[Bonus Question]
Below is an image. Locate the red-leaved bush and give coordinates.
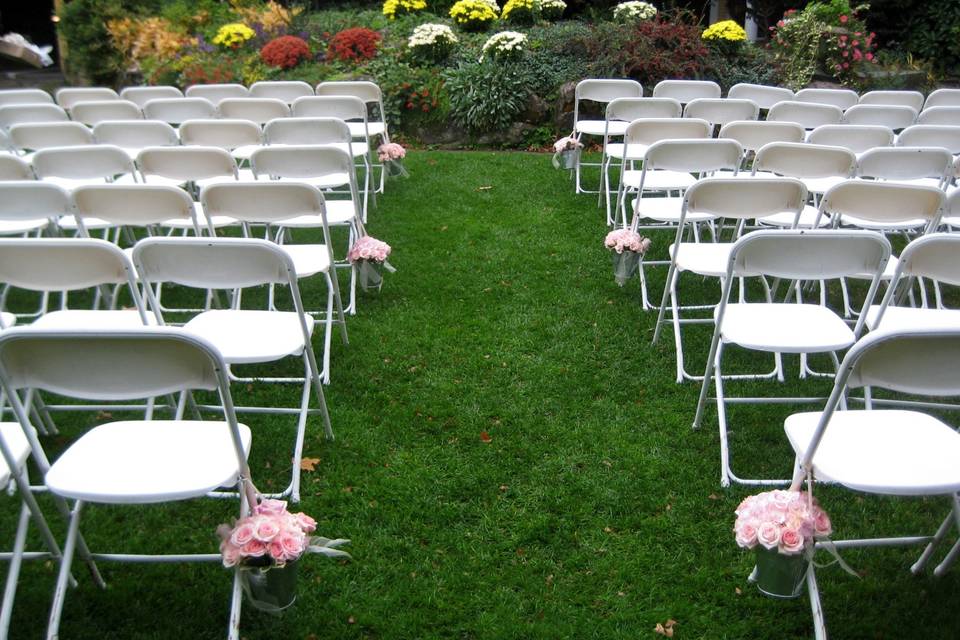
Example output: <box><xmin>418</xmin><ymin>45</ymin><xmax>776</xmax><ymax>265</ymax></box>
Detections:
<box><xmin>260</xmin><ymin>35</ymin><xmax>311</xmax><ymax>69</ymax></box>
<box><xmin>327</xmin><ymin>27</ymin><xmax>381</xmax><ymax>63</ymax></box>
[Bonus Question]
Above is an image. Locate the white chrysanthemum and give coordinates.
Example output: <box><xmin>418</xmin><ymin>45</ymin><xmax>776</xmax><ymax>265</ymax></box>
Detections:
<box><xmin>540</xmin><ymin>0</ymin><xmax>566</xmax><ymax>10</ymax></box>
<box><xmin>482</xmin><ymin>30</ymin><xmax>527</xmax><ymax>57</ymax></box>
<box><xmin>408</xmin><ymin>23</ymin><xmax>458</xmax><ymax>49</ymax></box>
<box><xmin>613</xmin><ymin>1</ymin><xmax>657</xmax><ymax>21</ymax></box>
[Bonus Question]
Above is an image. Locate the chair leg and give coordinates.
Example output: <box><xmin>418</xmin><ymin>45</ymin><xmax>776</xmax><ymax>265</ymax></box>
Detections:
<box><xmin>911</xmin><ymin>508</ymin><xmax>957</xmax><ymax>575</ymax></box>
<box><xmin>712</xmin><ymin>345</ymin><xmax>733</xmax><ymax>488</ymax></box>
<box><xmin>807</xmin><ymin>563</ymin><xmax>828</xmax><ymax>640</ymax></box>
<box><xmin>303</xmin><ymin>344</ymin><xmax>334</xmax><ymax>443</ymax></box>
<box><xmin>0</xmin><ymin>504</ymin><xmax>31</xmax><ymax>639</ymax></box>
<box><xmin>47</xmin><ymin>500</ymin><xmax>85</xmax><ymax>640</ymax></box>
<box><xmin>932</xmin><ymin>495</ymin><xmax>960</xmax><ymax>577</ymax></box>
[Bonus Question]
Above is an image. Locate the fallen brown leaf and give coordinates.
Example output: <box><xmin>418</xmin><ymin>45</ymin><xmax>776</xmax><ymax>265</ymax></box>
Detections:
<box><xmin>299</xmin><ymin>457</ymin><xmax>320</xmax><ymax>472</ymax></box>
<box><xmin>480</xmin><ymin>431</ymin><xmax>492</xmax><ymax>443</ymax></box>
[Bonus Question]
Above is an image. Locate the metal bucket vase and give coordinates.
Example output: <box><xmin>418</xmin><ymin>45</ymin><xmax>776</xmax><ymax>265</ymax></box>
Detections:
<box><xmin>560</xmin><ymin>148</ymin><xmax>579</xmax><ymax>170</ymax></box>
<box><xmin>754</xmin><ymin>547</ymin><xmax>807</xmax><ymax>599</ymax></box>
<box><xmin>612</xmin><ymin>250</ymin><xmax>641</xmax><ymax>286</ymax></box>
<box><xmin>240</xmin><ymin>561</ymin><xmax>299</xmax><ymax>612</ymax></box>
<box><xmin>358</xmin><ymin>260</ymin><xmax>384</xmax><ymax>292</ymax></box>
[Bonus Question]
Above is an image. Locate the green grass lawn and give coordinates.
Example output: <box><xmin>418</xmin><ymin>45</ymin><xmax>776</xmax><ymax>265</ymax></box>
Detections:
<box><xmin>4</xmin><ymin>151</ymin><xmax>960</xmax><ymax>639</ymax></box>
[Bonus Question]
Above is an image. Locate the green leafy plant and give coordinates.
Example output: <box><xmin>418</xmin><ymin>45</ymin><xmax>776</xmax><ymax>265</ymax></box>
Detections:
<box><xmin>444</xmin><ymin>60</ymin><xmax>531</xmax><ymax>133</ymax></box>
<box><xmin>905</xmin><ymin>0</ymin><xmax>960</xmax><ymax>76</ymax></box>
<box><xmin>767</xmin><ymin>8</ymin><xmax>824</xmax><ymax>90</ymax></box>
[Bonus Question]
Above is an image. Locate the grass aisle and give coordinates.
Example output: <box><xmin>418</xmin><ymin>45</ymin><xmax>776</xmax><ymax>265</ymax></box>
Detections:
<box><xmin>5</xmin><ymin>151</ymin><xmax>960</xmax><ymax>639</ymax></box>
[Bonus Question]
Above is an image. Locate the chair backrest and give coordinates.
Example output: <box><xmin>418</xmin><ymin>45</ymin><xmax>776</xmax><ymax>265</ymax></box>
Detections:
<box><xmin>843</xmin><ymin>104</ymin><xmax>917</xmax><ymax>129</ymax></box>
<box><xmin>71</xmin><ymin>184</ymin><xmax>199</xmax><ymax>233</ymax></box>
<box><xmin>859</xmin><ymin>90</ymin><xmax>925</xmax><ymax>111</ymax></box>
<box><xmin>924</xmin><ymin>89</ymin><xmax>960</xmax><ymax>110</ymax></box>
<box><xmin>32</xmin><ymin>145</ymin><xmax>136</xmax><ymax>181</ymax></box>
<box><xmin>218</xmin><ymin>98</ymin><xmax>291</xmax><ymax>124</ymax></box>
<box><xmin>897</xmin><ymin>125</ymin><xmax>960</xmax><ymax>154</ymax></box>
<box><xmin>55</xmin><ymin>87</ymin><xmax>120</xmax><ymax>111</ymax></box>
<box><xmin>179</xmin><ymin>119</ymin><xmax>262</xmax><ymax>150</ymax></box>
<box><xmin>729</xmin><ymin>228</ymin><xmax>889</xmax><ymax>281</ymax></box>
<box><xmin>0</xmin><ymin>89</ymin><xmax>53</xmax><ymax>106</ymax></box>
<box><xmin>69</xmin><ymin>100</ymin><xmax>143</xmax><ymax>126</ymax></box>
<box><xmin>767</xmin><ymin>100</ymin><xmax>844</xmax><ymax>129</ymax></box>
<box><xmin>0</xmin><ymin>156</ymin><xmax>34</xmax><ymax>181</ymax></box>
<box><xmin>857</xmin><ymin>147</ymin><xmax>954</xmax><ymax>184</ymax></box>
<box><xmin>9</xmin><ymin>121</ymin><xmax>95</xmax><ymax>152</ymax></box>
<box><xmin>249</xmin><ymin>145</ymin><xmax>358</xmax><ymax>197</ymax></box>
<box><xmin>727</xmin><ymin>83</ymin><xmax>794</xmax><ymax>110</ymax></box>
<box><xmin>315</xmin><ymin>80</ymin><xmax>382</xmax><ymax>104</ymax></box>
<box><xmin>0</xmin><ymin>182</ymin><xmax>70</xmax><ymax>220</ymax></box>
<box><xmin>249</xmin><ymin>81</ymin><xmax>314</xmax><ymax>104</ymax></box>
<box><xmin>718</xmin><ymin>120</ymin><xmax>805</xmax><ymax>153</ymax></box>
<box><xmin>917</xmin><ymin>106</ymin><xmax>960</xmax><ymax>126</ymax></box>
<box><xmin>818</xmin><ymin>180</ymin><xmax>945</xmax><ymax>230</ymax></box>
<box><xmin>682</xmin><ymin>177</ymin><xmax>808</xmax><ymax>221</ymax></box>
<box><xmin>575</xmin><ymin>79</ymin><xmax>643</xmax><ymax>106</ymax></box>
<box><xmin>652</xmin><ymin>80</ymin><xmax>721</xmax><ymax>103</ymax></box>
<box><xmin>263</xmin><ymin>117</ymin><xmax>351</xmax><ymax>145</ymax></box>
<box><xmin>136</xmin><ymin>146</ymin><xmax>239</xmax><ymax>183</ymax></box>
<box><xmin>623</xmin><ymin>118</ymin><xmax>712</xmax><ymax>146</ymax></box>
<box><xmin>0</xmin><ymin>104</ymin><xmax>69</xmax><ymax>129</ymax></box>
<box><xmin>119</xmin><ymin>85</ymin><xmax>184</xmax><ymax>108</ymax></box>
<box><xmin>291</xmin><ymin>95</ymin><xmax>367</xmax><ymax>121</ymax></box>
<box><xmin>605</xmin><ymin>97</ymin><xmax>682</xmax><ymax>123</ymax></box>
<box><xmin>643</xmin><ymin>139</ymin><xmax>743</xmax><ymax>174</ymax></box>
<box><xmin>753</xmin><ymin>142</ymin><xmax>856</xmax><ymax>179</ymax></box>
<box><xmin>794</xmin><ymin>87</ymin><xmax>859</xmax><ymax>110</ymax></box>
<box><xmin>142</xmin><ymin>97</ymin><xmax>216</xmax><ymax>124</ymax></box>
<box><xmin>93</xmin><ymin>120</ymin><xmax>179</xmax><ymax>150</ymax></box>
<box><xmin>806</xmin><ymin>124</ymin><xmax>894</xmax><ymax>154</ymax></box>
<box><xmin>683</xmin><ymin>98</ymin><xmax>759</xmax><ymax>125</ymax></box>
<box><xmin>184</xmin><ymin>83</ymin><xmax>250</xmax><ymax>105</ymax></box>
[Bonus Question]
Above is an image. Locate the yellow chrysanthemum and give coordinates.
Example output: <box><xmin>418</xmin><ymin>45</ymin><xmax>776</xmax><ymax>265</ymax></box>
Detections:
<box><xmin>383</xmin><ymin>0</ymin><xmax>427</xmax><ymax>19</ymax></box>
<box><xmin>702</xmin><ymin>20</ymin><xmax>747</xmax><ymax>42</ymax></box>
<box><xmin>212</xmin><ymin>23</ymin><xmax>256</xmax><ymax>48</ymax></box>
<box><xmin>449</xmin><ymin>0</ymin><xmax>498</xmax><ymax>29</ymax></box>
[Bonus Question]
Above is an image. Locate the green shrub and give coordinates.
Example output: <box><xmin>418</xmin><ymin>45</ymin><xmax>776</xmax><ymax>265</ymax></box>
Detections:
<box><xmin>905</xmin><ymin>0</ymin><xmax>960</xmax><ymax>76</ymax></box>
<box><xmin>706</xmin><ymin>43</ymin><xmax>778</xmax><ymax>93</ymax></box>
<box><xmin>59</xmin><ymin>0</ymin><xmax>128</xmax><ymax>85</ymax></box>
<box><xmin>444</xmin><ymin>60</ymin><xmax>531</xmax><ymax>133</ymax></box>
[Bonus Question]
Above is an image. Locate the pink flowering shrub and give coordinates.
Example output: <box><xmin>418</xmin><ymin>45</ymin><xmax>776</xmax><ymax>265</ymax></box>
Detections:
<box><xmin>218</xmin><ymin>499</ymin><xmax>316</xmax><ymax>567</ymax></box>
<box><xmin>604</xmin><ymin>228</ymin><xmax>651</xmax><ymax>254</ymax></box>
<box><xmin>734</xmin><ymin>490</ymin><xmax>832</xmax><ymax>556</ymax></box>
<box><xmin>377</xmin><ymin>143</ymin><xmax>406</xmax><ymax>162</ymax></box>
<box><xmin>348</xmin><ymin>236</ymin><xmax>392</xmax><ymax>263</ymax></box>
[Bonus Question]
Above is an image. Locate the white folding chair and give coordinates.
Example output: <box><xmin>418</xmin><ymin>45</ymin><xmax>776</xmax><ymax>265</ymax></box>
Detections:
<box><xmin>857</xmin><ymin>146</ymin><xmax>954</xmax><ymax>190</ymax></box>
<box><xmin>92</xmin><ymin>120</ymin><xmax>179</xmax><ymax>160</ymax></box>
<box><xmin>0</xmin><ymin>326</ymin><xmax>254</xmax><ymax>640</ymax></box>
<box><xmin>917</xmin><ymin>106</ymin><xmax>960</xmax><ymax>126</ymax></box>
<box><xmin>652</xmin><ymin>80</ymin><xmax>721</xmax><ymax>104</ymax></box>
<box><xmin>794</xmin><ymin>87</ymin><xmax>859</xmax><ymax>110</ymax></box>
<box><xmin>54</xmin><ymin>87</ymin><xmax>120</xmax><ymax>111</ymax></box>
<box><xmin>843</xmin><ymin>104</ymin><xmax>917</xmax><ymax>130</ymax></box>
<box><xmin>859</xmin><ymin>89</ymin><xmax>924</xmax><ymax>111</ymax></box>
<box><xmin>315</xmin><ymin>80</ymin><xmax>390</xmax><ymax>144</ymax></box>
<box><xmin>250</xmin><ymin>80</ymin><xmax>314</xmax><ymax>104</ymax></box>
<box><xmin>784</xmin><ymin>327</ymin><xmax>960</xmax><ymax>640</ymax></box>
<box><xmin>132</xmin><ymin>237</ymin><xmax>335</xmax><ymax>500</ymax></box>
<box><xmin>570</xmin><ymin>79</ymin><xmax>643</xmax><ymax>194</ymax></box>
<box><xmin>0</xmin><ymin>156</ymin><xmax>34</xmax><ymax>181</ymax></box>
<box><xmin>0</xmin><ymin>104</ymin><xmax>68</xmax><ymax>129</ymax></box>
<box><xmin>767</xmin><ymin>101</ymin><xmax>844</xmax><ymax>130</ymax></box>
<box><xmin>32</xmin><ymin>144</ymin><xmax>138</xmax><ymax>191</ymax></box>
<box><xmin>651</xmin><ymin>178</ymin><xmax>808</xmax><ymax>383</ymax></box>
<box><xmin>72</xmin><ymin>183</ymin><xmax>205</xmax><ymax>243</ymax></box>
<box><xmin>69</xmin><ymin>100</ymin><xmax>143</xmax><ymax>126</ymax></box>
<box><xmin>717</xmin><ymin>120</ymin><xmax>805</xmax><ymax>175</ymax></box>
<box><xmin>727</xmin><ymin>83</ymin><xmax>794</xmax><ymax>110</ymax></box>
<box><xmin>143</xmin><ymin>97</ymin><xmax>217</xmax><ymax>125</ymax></box>
<box><xmin>897</xmin><ymin>124</ymin><xmax>960</xmax><ymax>155</ymax></box>
<box><xmin>924</xmin><ymin>88</ymin><xmax>960</xmax><ymax>110</ymax></box>
<box><xmin>692</xmin><ymin>229</ymin><xmax>890</xmax><ymax>486</ymax></box>
<box><xmin>0</xmin><ymin>182</ymin><xmax>67</xmax><ymax>239</ymax></box>
<box><xmin>179</xmin><ymin>118</ymin><xmax>263</xmax><ymax>163</ymax></box>
<box><xmin>683</xmin><ymin>98</ymin><xmax>759</xmax><ymax>127</ymax></box>
<box><xmin>217</xmin><ymin>97</ymin><xmax>291</xmax><ymax>125</ymax></box>
<box><xmin>8</xmin><ymin>122</ymin><xmax>94</xmax><ymax>159</ymax></box>
<box><xmin>807</xmin><ymin>124</ymin><xmax>893</xmax><ymax>157</ymax></box>
<box><xmin>940</xmin><ymin>188</ymin><xmax>960</xmax><ymax>230</ymax></box>
<box><xmin>137</xmin><ymin>145</ymin><xmax>245</xmax><ymax>191</ymax></box>
<box><xmin>119</xmin><ymin>85</ymin><xmax>183</xmax><ymax>108</ymax></box>
<box><xmin>0</xmin><ymin>89</ymin><xmax>53</xmax><ymax>106</ymax></box>
<box><xmin>185</xmin><ymin>83</ymin><xmax>250</xmax><ymax>106</ymax></box>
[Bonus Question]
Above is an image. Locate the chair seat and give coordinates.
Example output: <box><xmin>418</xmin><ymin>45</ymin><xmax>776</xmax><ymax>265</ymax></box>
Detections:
<box><xmin>604</xmin><ymin>142</ymin><xmax>647</xmax><ymax>160</ymax></box>
<box><xmin>671</xmin><ymin>242</ymin><xmax>737</xmax><ymax>277</ymax></box>
<box><xmin>31</xmin><ymin>310</ymin><xmax>157</xmax><ymax>329</ymax></box>
<box><xmin>231</xmin><ymin>144</ymin><xmax>263</xmax><ymax>162</ymax></box>
<box><xmin>56</xmin><ymin>215</ymin><xmax>114</xmax><ymax>231</ymax></box>
<box><xmin>259</xmin><ymin>174</ymin><xmax>351</xmax><ymax>189</ymax></box>
<box><xmin>0</xmin><ymin>311</ymin><xmax>15</xmax><ymax>328</ymax></box>
<box><xmin>184</xmin><ymin>310</ymin><xmax>314</xmax><ymax>364</ymax></box>
<box><xmin>0</xmin><ymin>422</ymin><xmax>33</xmax><ymax>486</ymax></box>
<box><xmin>346</xmin><ymin>122</ymin><xmax>386</xmax><ymax>138</ymax></box>
<box><xmin>280</xmin><ymin>244</ymin><xmax>332</xmax><ymax>277</ymax></box>
<box><xmin>803</xmin><ymin>176</ymin><xmax>847</xmax><ymax>195</ymax></box>
<box><xmin>45</xmin><ymin>420</ymin><xmax>252</xmax><ymax>504</ymax></box>
<box><xmin>0</xmin><ymin>218</ymin><xmax>50</xmax><ymax>235</ymax></box>
<box><xmin>757</xmin><ymin>204</ymin><xmax>829</xmax><ymax>228</ymax></box>
<box><xmin>195</xmin><ymin>169</ymin><xmax>256</xmax><ymax>188</ymax></box>
<box><xmin>865</xmin><ymin>304</ymin><xmax>960</xmax><ymax>331</ymax></box>
<box><xmin>623</xmin><ymin>169</ymin><xmax>697</xmax><ymax>190</ymax></box>
<box><xmin>785</xmin><ymin>409</ymin><xmax>960</xmax><ymax>495</ymax></box>
<box><xmin>839</xmin><ymin>214</ymin><xmax>928</xmax><ymax>231</ymax></box>
<box><xmin>632</xmin><ymin>197</ymin><xmax>716</xmax><ymax>222</ymax></box>
<box><xmin>718</xmin><ymin>303</ymin><xmax>854</xmax><ymax>353</ymax></box>
<box><xmin>39</xmin><ymin>177</ymin><xmax>113</xmax><ymax>191</ymax></box>
<box><xmin>576</xmin><ymin>120</ymin><xmax>628</xmax><ymax>137</ymax></box>
<box><xmin>161</xmin><ymin>203</ymin><xmax>236</xmax><ymax>230</ymax></box>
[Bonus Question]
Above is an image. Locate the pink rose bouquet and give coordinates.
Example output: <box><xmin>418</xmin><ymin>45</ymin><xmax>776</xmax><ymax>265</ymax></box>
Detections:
<box><xmin>378</xmin><ymin>143</ymin><xmax>409</xmax><ymax>178</ymax></box>
<box><xmin>604</xmin><ymin>228</ymin><xmax>651</xmax><ymax>255</ymax></box>
<box><xmin>348</xmin><ymin>235</ymin><xmax>392</xmax><ymax>264</ymax></box>
<box><xmin>734</xmin><ymin>489</ymin><xmax>832</xmax><ymax>556</ymax></box>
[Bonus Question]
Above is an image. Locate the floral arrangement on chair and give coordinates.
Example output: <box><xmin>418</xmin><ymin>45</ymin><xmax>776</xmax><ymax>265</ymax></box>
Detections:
<box><xmin>260</xmin><ymin>36</ymin><xmax>311</xmax><ymax>69</ymax></box>
<box><xmin>348</xmin><ymin>235</ymin><xmax>397</xmax><ymax>292</ymax></box>
<box><xmin>449</xmin><ymin>0</ymin><xmax>500</xmax><ymax>31</ymax></box>
<box><xmin>551</xmin><ymin>134</ymin><xmax>582</xmax><ymax>170</ymax></box>
<box><xmin>613</xmin><ymin>1</ymin><xmax>657</xmax><ymax>22</ymax></box>
<box><xmin>481</xmin><ymin>31</ymin><xmax>527</xmax><ymax>61</ymax></box>
<box><xmin>218</xmin><ymin>499</ymin><xmax>351</xmax><ymax>611</ymax></box>
<box><xmin>212</xmin><ymin>23</ymin><xmax>256</xmax><ymax>49</ymax></box>
<box><xmin>382</xmin><ymin>0</ymin><xmax>428</xmax><ymax>20</ymax></box>
<box><xmin>604</xmin><ymin>228</ymin><xmax>651</xmax><ymax>286</ymax></box>
<box><xmin>378</xmin><ymin>142</ymin><xmax>409</xmax><ymax>178</ymax></box>
<box><xmin>408</xmin><ymin>23</ymin><xmax>459</xmax><ymax>62</ymax></box>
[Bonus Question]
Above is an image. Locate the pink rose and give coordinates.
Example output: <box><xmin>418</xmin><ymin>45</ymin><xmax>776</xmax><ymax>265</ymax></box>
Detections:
<box><xmin>230</xmin><ymin>521</ymin><xmax>256</xmax><ymax>547</ymax></box>
<box><xmin>295</xmin><ymin>512</ymin><xmax>317</xmax><ymax>533</ymax></box>
<box><xmin>253</xmin><ymin>516</ymin><xmax>281</xmax><ymax>542</ymax></box>
<box><xmin>735</xmin><ymin>522</ymin><xmax>758</xmax><ymax>548</ymax></box>
<box><xmin>839</xmin><ymin>14</ymin><xmax>848</xmax><ymax>23</ymax></box>
<box><xmin>757</xmin><ymin>522</ymin><xmax>781</xmax><ymax>550</ymax></box>
<box><xmin>269</xmin><ymin>540</ymin><xmax>286</xmax><ymax>562</ymax></box>
<box><xmin>851</xmin><ymin>40</ymin><xmax>859</xmax><ymax>46</ymax></box>
<box><xmin>241</xmin><ymin>539</ymin><xmax>267</xmax><ymax>558</ymax></box>
<box><xmin>279</xmin><ymin>532</ymin><xmax>305</xmax><ymax>559</ymax></box>
<box><xmin>779</xmin><ymin>528</ymin><xmax>805</xmax><ymax>555</ymax></box>
<box><xmin>221</xmin><ymin>541</ymin><xmax>241</xmax><ymax>567</ymax></box>
<box><xmin>255</xmin><ymin>499</ymin><xmax>288</xmax><ymax>516</ymax></box>
<box><xmin>865</xmin><ymin>53</ymin><xmax>873</xmax><ymax>61</ymax></box>
<box><xmin>843</xmin><ymin>62</ymin><xmax>849</xmax><ymax>69</ymax></box>
<box><xmin>813</xmin><ymin>508</ymin><xmax>832</xmax><ymax>537</ymax></box>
